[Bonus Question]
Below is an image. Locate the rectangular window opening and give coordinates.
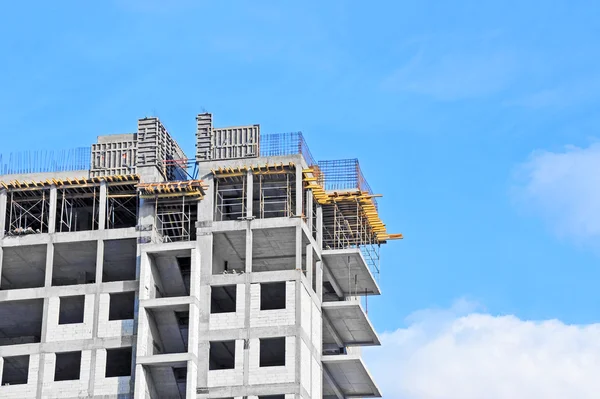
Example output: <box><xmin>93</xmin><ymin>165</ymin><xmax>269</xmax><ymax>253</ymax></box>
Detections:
<box><xmin>105</xmin><ymin>347</ymin><xmax>132</xmax><ymax>377</ymax></box>
<box><xmin>260</xmin><ymin>282</ymin><xmax>286</xmax><ymax>310</ymax></box>
<box><xmin>1</xmin><ymin>355</ymin><xmax>29</xmax><ymax>385</ymax></box>
<box><xmin>209</xmin><ymin>340</ymin><xmax>235</xmax><ymax>370</ymax></box>
<box><xmin>109</xmin><ymin>291</ymin><xmax>135</xmax><ymax>321</ymax></box>
<box><xmin>54</xmin><ymin>351</ymin><xmax>81</xmax><ymax>381</ymax></box>
<box><xmin>58</xmin><ymin>295</ymin><xmax>85</xmax><ymax>324</ymax></box>
<box><xmin>259</xmin><ymin>337</ymin><xmax>286</xmax><ymax>367</ymax></box>
<box><xmin>211</xmin><ymin>285</ymin><xmax>237</xmax><ymax>313</ymax></box>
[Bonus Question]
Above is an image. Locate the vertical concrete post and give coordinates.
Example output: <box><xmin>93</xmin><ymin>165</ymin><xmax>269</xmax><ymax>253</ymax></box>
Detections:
<box><xmin>0</xmin><ymin>189</ymin><xmax>7</xmax><ymax>239</ymax></box>
<box><xmin>243</xmin><ymin>224</ymin><xmax>253</xmax><ymax>385</ymax></box>
<box><xmin>133</xmin><ymin>364</ymin><xmax>147</xmax><ymax>399</ymax></box>
<box><xmin>48</xmin><ymin>186</ymin><xmax>57</xmax><ymax>234</ymax></box>
<box><xmin>186</xmin><ymin>360</ymin><xmax>198</xmax><ymax>399</ymax></box>
<box><xmin>306</xmin><ymin>244</ymin><xmax>313</xmax><ymax>289</ymax></box>
<box><xmin>37</xmin><ymin>241</ymin><xmax>54</xmax><ymax>398</ymax></box>
<box><xmin>88</xmin><ymin>239</ymin><xmax>104</xmax><ymax>396</ymax></box>
<box><xmin>196</xmin><ymin>235</ymin><xmax>213</xmax><ymax>390</ymax></box>
<box><xmin>246</xmin><ymin>170</ymin><xmax>254</xmax><ymax>219</ymax></box>
<box><xmin>305</xmin><ymin>189</ymin><xmax>313</xmax><ymax>232</ymax></box>
<box><xmin>98</xmin><ymin>181</ymin><xmax>107</xmax><ymax>230</ymax></box>
<box><xmin>316</xmin><ymin>205</ymin><xmax>323</xmax><ymax>250</ymax></box>
<box><xmin>316</xmin><ymin>260</ymin><xmax>323</xmax><ymax>302</ymax></box>
<box><xmin>295</xmin><ymin>226</ymin><xmax>303</xmax><ymax>272</ymax></box>
<box><xmin>295</xmin><ymin>164</ymin><xmax>303</xmax><ymax>217</ymax></box>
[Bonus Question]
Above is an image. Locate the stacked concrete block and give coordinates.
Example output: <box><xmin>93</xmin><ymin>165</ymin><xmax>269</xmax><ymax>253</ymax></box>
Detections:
<box><xmin>209</xmin><ymin>284</ymin><xmax>245</xmax><ymax>330</ymax></box>
<box><xmin>207</xmin><ymin>340</ymin><xmax>244</xmax><ymax>388</ymax></box>
<box><xmin>0</xmin><ymin>354</ymin><xmax>40</xmax><ymax>398</ymax></box>
<box><xmin>248</xmin><ymin>336</ymin><xmax>296</xmax><ymax>385</ymax></box>
<box><xmin>45</xmin><ymin>295</ymin><xmax>94</xmax><ymax>342</ymax></box>
<box><xmin>41</xmin><ymin>350</ymin><xmax>92</xmax><ymax>398</ymax></box>
<box><xmin>249</xmin><ymin>281</ymin><xmax>296</xmax><ymax>328</ymax></box>
<box><xmin>97</xmin><ymin>293</ymin><xmax>135</xmax><ymax>338</ymax></box>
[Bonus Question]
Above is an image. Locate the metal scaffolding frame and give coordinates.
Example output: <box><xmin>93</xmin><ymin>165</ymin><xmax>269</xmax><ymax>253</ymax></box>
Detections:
<box><xmin>105</xmin><ymin>181</ymin><xmax>139</xmax><ymax>229</ymax></box>
<box><xmin>255</xmin><ymin>172</ymin><xmax>296</xmax><ymax>219</ymax></box>
<box><xmin>56</xmin><ymin>185</ymin><xmax>100</xmax><ymax>232</ymax></box>
<box><xmin>322</xmin><ymin>198</ymin><xmax>381</xmax><ymax>275</ymax></box>
<box><xmin>214</xmin><ymin>175</ymin><xmax>246</xmax><ymax>221</ymax></box>
<box><xmin>5</xmin><ymin>189</ymin><xmax>50</xmax><ymax>235</ymax></box>
<box><xmin>153</xmin><ymin>196</ymin><xmax>196</xmax><ymax>243</ymax></box>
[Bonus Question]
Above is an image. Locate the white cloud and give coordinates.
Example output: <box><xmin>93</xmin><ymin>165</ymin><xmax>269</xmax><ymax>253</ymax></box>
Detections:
<box><xmin>365</xmin><ymin>301</ymin><xmax>600</xmax><ymax>399</ymax></box>
<box><xmin>513</xmin><ymin>143</ymin><xmax>600</xmax><ymax>240</ymax></box>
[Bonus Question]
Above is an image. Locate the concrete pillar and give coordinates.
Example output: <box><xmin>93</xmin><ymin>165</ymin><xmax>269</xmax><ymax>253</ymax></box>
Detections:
<box><xmin>133</xmin><ymin>364</ymin><xmax>147</xmax><ymax>399</ymax></box>
<box><xmin>197</xmin><ymin>174</ymin><xmax>214</xmax><ymax>222</ymax></box>
<box><xmin>196</xmin><ymin>235</ymin><xmax>212</xmax><ymax>389</ymax></box>
<box><xmin>246</xmin><ymin>170</ymin><xmax>253</xmax><ymax>219</ymax></box>
<box><xmin>0</xmin><ymin>189</ymin><xmax>7</xmax><ymax>239</ymax></box>
<box><xmin>316</xmin><ymin>205</ymin><xmax>323</xmax><ymax>250</ymax></box>
<box><xmin>98</xmin><ymin>181</ymin><xmax>107</xmax><ymax>230</ymax></box>
<box><xmin>295</xmin><ymin>226</ymin><xmax>302</xmax><ymax>272</ymax></box>
<box><xmin>306</xmin><ymin>244</ymin><xmax>313</xmax><ymax>289</ymax></box>
<box><xmin>316</xmin><ymin>260</ymin><xmax>323</xmax><ymax>302</ymax></box>
<box><xmin>186</xmin><ymin>360</ymin><xmax>198</xmax><ymax>399</ymax></box>
<box><xmin>48</xmin><ymin>186</ymin><xmax>57</xmax><ymax>234</ymax></box>
<box><xmin>295</xmin><ymin>164</ymin><xmax>303</xmax><ymax>217</ymax></box>
<box><xmin>190</xmin><ymin>248</ymin><xmax>201</xmax><ymax>298</ymax></box>
<box><xmin>306</xmin><ymin>189</ymin><xmax>313</xmax><ymax>232</ymax></box>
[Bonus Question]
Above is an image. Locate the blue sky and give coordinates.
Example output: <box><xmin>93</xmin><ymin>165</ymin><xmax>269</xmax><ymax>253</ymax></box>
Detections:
<box><xmin>2</xmin><ymin>1</ymin><xmax>600</xmax><ymax>397</ymax></box>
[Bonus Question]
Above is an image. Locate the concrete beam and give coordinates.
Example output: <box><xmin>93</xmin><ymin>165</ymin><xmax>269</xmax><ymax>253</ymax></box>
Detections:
<box><xmin>323</xmin><ymin>263</ymin><xmax>344</xmax><ymax>299</ymax></box>
<box><xmin>137</xmin><ymin>352</ymin><xmax>193</xmax><ymax>367</ymax></box>
<box><xmin>323</xmin><ymin>363</ymin><xmax>345</xmax><ymax>399</ymax></box>
<box><xmin>323</xmin><ymin>313</ymin><xmax>344</xmax><ymax>348</ymax></box>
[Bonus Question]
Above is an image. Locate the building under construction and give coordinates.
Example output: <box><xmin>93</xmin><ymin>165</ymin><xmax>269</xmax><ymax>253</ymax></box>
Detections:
<box><xmin>0</xmin><ymin>113</ymin><xmax>401</xmax><ymax>399</ymax></box>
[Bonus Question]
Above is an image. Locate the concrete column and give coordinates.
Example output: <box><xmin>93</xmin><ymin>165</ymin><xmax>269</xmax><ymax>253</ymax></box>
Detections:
<box><xmin>306</xmin><ymin>244</ymin><xmax>313</xmax><ymax>289</ymax></box>
<box><xmin>44</xmin><ymin>243</ymin><xmax>54</xmax><ymax>288</ymax></box>
<box><xmin>197</xmin><ymin>174</ymin><xmax>214</xmax><ymax>222</ymax></box>
<box><xmin>316</xmin><ymin>260</ymin><xmax>323</xmax><ymax>302</ymax></box>
<box><xmin>133</xmin><ymin>364</ymin><xmax>147</xmax><ymax>399</ymax></box>
<box><xmin>190</xmin><ymin>248</ymin><xmax>201</xmax><ymax>298</ymax></box>
<box><xmin>0</xmin><ymin>189</ymin><xmax>7</xmax><ymax>239</ymax></box>
<box><xmin>48</xmin><ymin>186</ymin><xmax>57</xmax><ymax>234</ymax></box>
<box><xmin>246</xmin><ymin>170</ymin><xmax>253</xmax><ymax>219</ymax></box>
<box><xmin>295</xmin><ymin>226</ymin><xmax>302</xmax><ymax>272</ymax></box>
<box><xmin>196</xmin><ymin>235</ymin><xmax>212</xmax><ymax>389</ymax></box>
<box><xmin>243</xmin><ymin>225</ymin><xmax>253</xmax><ymax>385</ymax></box>
<box><xmin>316</xmin><ymin>205</ymin><xmax>323</xmax><ymax>250</ymax></box>
<box><xmin>295</xmin><ymin>164</ymin><xmax>303</xmax><ymax>217</ymax></box>
<box><xmin>37</xmin><ymin>242</ymin><xmax>54</xmax><ymax>398</ymax></box>
<box><xmin>305</xmin><ymin>189</ymin><xmax>313</xmax><ymax>232</ymax></box>
<box><xmin>88</xmin><ymin>239</ymin><xmax>104</xmax><ymax>395</ymax></box>
<box><xmin>186</xmin><ymin>360</ymin><xmax>198</xmax><ymax>399</ymax></box>
<box><xmin>98</xmin><ymin>181</ymin><xmax>107</xmax><ymax>230</ymax></box>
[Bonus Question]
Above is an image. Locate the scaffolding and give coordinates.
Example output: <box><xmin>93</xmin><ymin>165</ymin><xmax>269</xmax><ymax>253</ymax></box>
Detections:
<box><xmin>154</xmin><ymin>196</ymin><xmax>195</xmax><ymax>242</ymax></box>
<box><xmin>56</xmin><ymin>185</ymin><xmax>100</xmax><ymax>232</ymax></box>
<box><xmin>214</xmin><ymin>174</ymin><xmax>246</xmax><ymax>221</ymax></box>
<box><xmin>106</xmin><ymin>182</ymin><xmax>138</xmax><ymax>229</ymax></box>
<box><xmin>255</xmin><ymin>172</ymin><xmax>296</xmax><ymax>219</ymax></box>
<box><xmin>5</xmin><ymin>189</ymin><xmax>50</xmax><ymax>235</ymax></box>
<box><xmin>212</xmin><ymin>163</ymin><xmax>297</xmax><ymax>221</ymax></box>
<box><xmin>138</xmin><ymin>180</ymin><xmax>206</xmax><ymax>243</ymax></box>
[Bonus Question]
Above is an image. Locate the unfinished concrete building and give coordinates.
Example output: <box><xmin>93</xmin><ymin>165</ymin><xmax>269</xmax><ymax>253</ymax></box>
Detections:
<box><xmin>0</xmin><ymin>113</ymin><xmax>402</xmax><ymax>399</ymax></box>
